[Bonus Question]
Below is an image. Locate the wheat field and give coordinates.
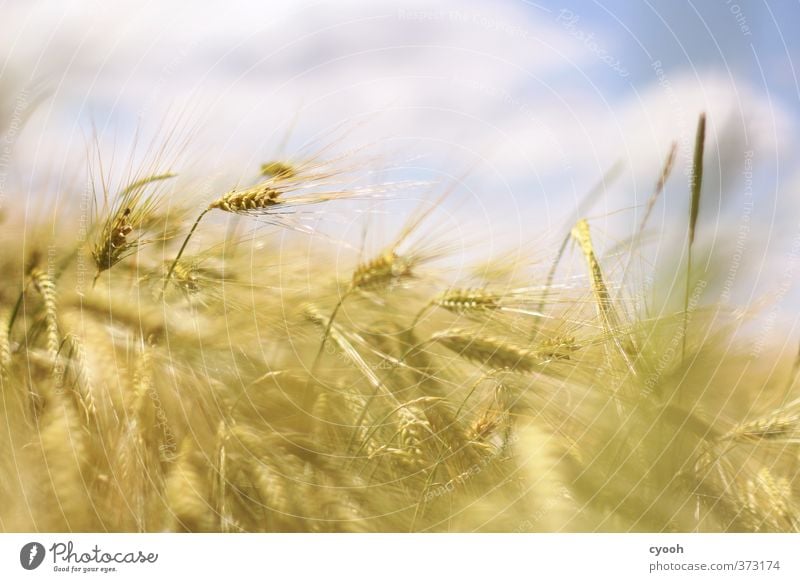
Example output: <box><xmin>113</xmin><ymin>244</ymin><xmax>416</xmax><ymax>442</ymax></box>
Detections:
<box><xmin>0</xmin><ymin>104</ymin><xmax>798</xmax><ymax>533</ymax></box>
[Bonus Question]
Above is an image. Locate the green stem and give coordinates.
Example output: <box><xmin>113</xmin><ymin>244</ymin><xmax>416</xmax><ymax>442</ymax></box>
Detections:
<box><xmin>308</xmin><ymin>287</ymin><xmax>352</xmax><ymax>375</ymax></box>
<box><xmin>160</xmin><ymin>207</ymin><xmax>211</xmax><ymax>298</ymax></box>
<box><xmin>7</xmin><ymin>285</ymin><xmax>26</xmax><ymax>335</ymax></box>
<box><xmin>410</xmin><ymin>299</ymin><xmax>435</xmax><ymax>330</ymax></box>
<box><xmin>682</xmin><ymin>249</ymin><xmax>692</xmax><ymax>360</ymax></box>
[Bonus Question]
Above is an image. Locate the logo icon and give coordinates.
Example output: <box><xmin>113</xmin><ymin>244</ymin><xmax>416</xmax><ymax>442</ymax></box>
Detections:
<box><xmin>20</xmin><ymin>542</ymin><xmax>46</xmax><ymax>570</ymax></box>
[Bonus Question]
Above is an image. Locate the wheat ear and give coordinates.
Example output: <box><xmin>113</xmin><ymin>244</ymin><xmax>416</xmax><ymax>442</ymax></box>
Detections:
<box><xmin>684</xmin><ymin>113</ymin><xmax>706</xmax><ymax>358</ymax></box>
<box><xmin>31</xmin><ymin>267</ymin><xmax>60</xmax><ymax>361</ymax></box>
<box><xmin>571</xmin><ymin>219</ymin><xmax>636</xmax><ymax>374</ymax></box>
<box><xmin>432</xmin><ymin>329</ymin><xmax>574</xmax><ymax>374</ymax></box>
<box><xmin>412</xmin><ymin>288</ymin><xmax>501</xmax><ymax>328</ymax></box>
<box><xmin>309</xmin><ymin>250</ymin><xmax>412</xmax><ymax>376</ymax></box>
<box><xmin>533</xmin><ymin>163</ymin><xmax>622</xmax><ymax>338</ymax></box>
<box><xmin>0</xmin><ymin>309</ymin><xmax>11</xmax><ymax>382</ymax></box>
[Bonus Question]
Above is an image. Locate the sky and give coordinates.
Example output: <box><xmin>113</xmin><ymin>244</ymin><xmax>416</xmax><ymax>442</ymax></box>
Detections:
<box><xmin>1</xmin><ymin>0</ymin><xmax>799</xmax><ymax>331</ymax></box>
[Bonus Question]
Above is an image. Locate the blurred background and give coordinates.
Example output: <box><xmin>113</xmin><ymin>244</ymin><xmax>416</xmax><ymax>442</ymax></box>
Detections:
<box><xmin>1</xmin><ymin>0</ymin><xmax>799</xmax><ymax>339</ymax></box>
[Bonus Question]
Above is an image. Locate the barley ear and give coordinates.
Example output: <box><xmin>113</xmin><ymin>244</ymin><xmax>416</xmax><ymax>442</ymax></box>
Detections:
<box><xmin>641</xmin><ymin>141</ymin><xmax>678</xmax><ymax>236</ymax></box>
<box><xmin>31</xmin><ymin>267</ymin><xmax>60</xmax><ymax>361</ymax></box>
<box><xmin>0</xmin><ymin>309</ymin><xmax>11</xmax><ymax>382</ymax></box>
<box><xmin>683</xmin><ymin>113</ymin><xmax>706</xmax><ymax>358</ymax></box>
<box><xmin>534</xmin><ymin>162</ymin><xmax>622</xmax><ymax>338</ymax></box>
<box><xmin>571</xmin><ymin>219</ymin><xmax>636</xmax><ymax>374</ymax></box>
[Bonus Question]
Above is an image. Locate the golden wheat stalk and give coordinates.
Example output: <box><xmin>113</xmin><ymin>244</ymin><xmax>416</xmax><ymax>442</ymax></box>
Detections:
<box><xmin>310</xmin><ymin>182</ymin><xmax>458</xmax><ymax>373</ymax></box>
<box><xmin>63</xmin><ymin>334</ymin><xmax>97</xmax><ymax>425</ymax></box>
<box><xmin>431</xmin><ymin>329</ymin><xmax>575</xmax><ymax>373</ymax></box>
<box><xmin>303</xmin><ymin>303</ymin><xmax>433</xmax><ymax>454</ymax></box>
<box><xmin>534</xmin><ymin>162</ymin><xmax>623</xmax><ymax>337</ymax></box>
<box><xmin>641</xmin><ymin>142</ymin><xmax>678</xmax><ymax>236</ymax></box>
<box><xmin>92</xmin><ymin>173</ymin><xmax>175</xmax><ymax>283</ymax></box>
<box><xmin>161</xmin><ymin>168</ymin><xmax>396</xmax><ymax>297</ymax></box>
<box><xmin>571</xmin><ymin>219</ymin><xmax>636</xmax><ymax>375</ymax></box>
<box><xmin>303</xmin><ymin>304</ymin><xmax>387</xmax><ymax>396</ymax></box>
<box><xmin>722</xmin><ymin>401</ymin><xmax>800</xmax><ymax>444</ymax></box>
<box><xmin>0</xmin><ymin>309</ymin><xmax>11</xmax><ymax>380</ymax></box>
<box><xmin>30</xmin><ymin>267</ymin><xmax>60</xmax><ymax>361</ymax></box>
<box><xmin>412</xmin><ymin>285</ymin><xmax>570</xmax><ymax>328</ymax></box>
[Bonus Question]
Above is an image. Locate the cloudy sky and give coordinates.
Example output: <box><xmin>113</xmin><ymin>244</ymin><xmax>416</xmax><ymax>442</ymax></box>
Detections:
<box><xmin>2</xmin><ymin>0</ymin><xmax>799</xmax><ymax>324</ymax></box>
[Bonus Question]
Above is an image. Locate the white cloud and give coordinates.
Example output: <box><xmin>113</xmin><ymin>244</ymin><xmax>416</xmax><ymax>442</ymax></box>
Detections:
<box><xmin>2</xmin><ymin>0</ymin><xmax>798</xmax><ymax>256</ymax></box>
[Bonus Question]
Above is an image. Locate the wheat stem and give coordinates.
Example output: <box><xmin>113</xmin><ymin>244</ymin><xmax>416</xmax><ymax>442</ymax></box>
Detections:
<box><xmin>161</xmin><ymin>207</ymin><xmax>211</xmax><ymax>298</ymax></box>
<box><xmin>532</xmin><ymin>163</ymin><xmax>622</xmax><ymax>339</ymax></box>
